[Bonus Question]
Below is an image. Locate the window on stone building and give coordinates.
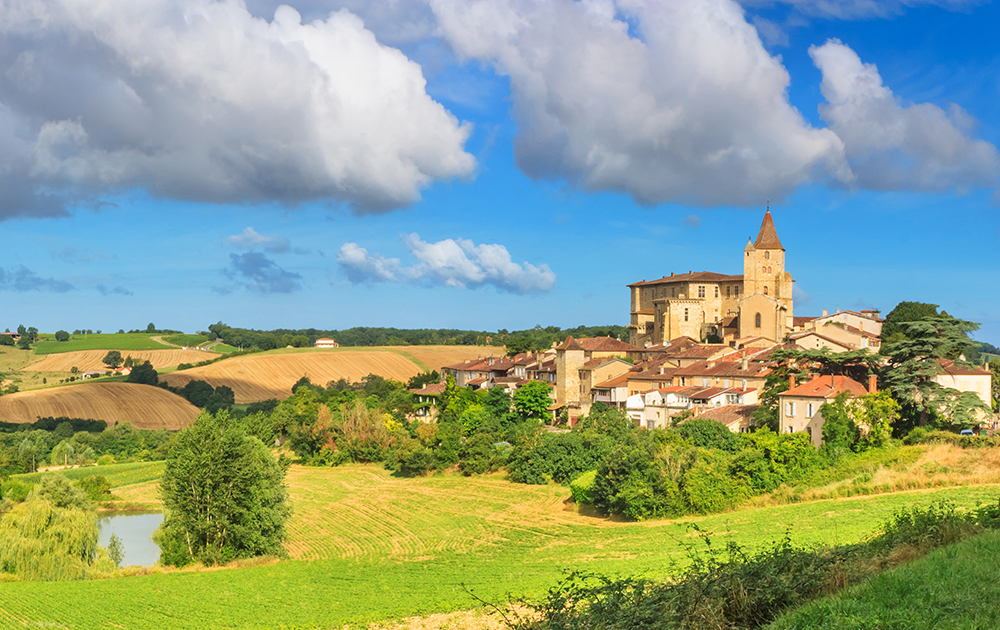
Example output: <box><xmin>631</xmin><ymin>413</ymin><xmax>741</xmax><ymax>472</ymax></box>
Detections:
<box><xmin>807</xmin><ymin>403</ymin><xmax>814</xmax><ymax>417</ymax></box>
<box><xmin>755</xmin><ymin>313</ymin><xmax>761</xmax><ymax>328</ymax></box>
<box><xmin>734</xmin><ymin>286</ymin><xmax>740</xmax><ymax>297</ymax></box>
<box><xmin>698</xmin><ymin>285</ymin><xmax>705</xmax><ymax>298</ymax></box>
<box><xmin>726</xmin><ymin>286</ymin><xmax>731</xmax><ymax>298</ymax></box>
<box><xmin>684</xmin><ymin>308</ymin><xmax>689</xmax><ymax>321</ymax></box>
<box><xmin>764</xmin><ymin>251</ymin><xmax>770</xmax><ymax>260</ymax></box>
<box><xmin>714</xmin><ymin>286</ymin><xmax>719</xmax><ymax>298</ymax></box>
<box><xmin>786</xmin><ymin>402</ymin><xmax>796</xmax><ymax>416</ymax></box>
<box><xmin>764</xmin><ymin>286</ymin><xmax>769</xmax><ymax>295</ymax></box>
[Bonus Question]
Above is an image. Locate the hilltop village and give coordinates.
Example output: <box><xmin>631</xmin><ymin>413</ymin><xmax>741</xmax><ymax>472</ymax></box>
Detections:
<box><xmin>427</xmin><ymin>211</ymin><xmax>992</xmax><ymax>447</ymax></box>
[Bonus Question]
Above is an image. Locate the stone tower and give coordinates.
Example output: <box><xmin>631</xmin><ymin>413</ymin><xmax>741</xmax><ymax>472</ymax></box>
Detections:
<box><xmin>739</xmin><ymin>210</ymin><xmax>794</xmax><ymax>340</ymax></box>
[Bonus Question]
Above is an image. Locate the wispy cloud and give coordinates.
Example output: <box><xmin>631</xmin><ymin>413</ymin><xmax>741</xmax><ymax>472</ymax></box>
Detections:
<box><xmin>49</xmin><ymin>246</ymin><xmax>109</xmax><ymax>263</ymax></box>
<box><xmin>338</xmin><ymin>234</ymin><xmax>556</xmax><ymax>294</ymax></box>
<box><xmin>0</xmin><ymin>266</ymin><xmax>75</xmax><ymax>293</ymax></box>
<box><xmin>220</xmin><ymin>253</ymin><xmax>302</xmax><ymax>294</ymax></box>
<box><xmin>96</xmin><ymin>284</ymin><xmax>133</xmax><ymax>296</ymax></box>
<box><xmin>227</xmin><ymin>227</ymin><xmax>292</xmax><ymax>253</ymax></box>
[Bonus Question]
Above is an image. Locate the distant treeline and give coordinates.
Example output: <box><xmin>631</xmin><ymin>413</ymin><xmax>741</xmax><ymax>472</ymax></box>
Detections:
<box><xmin>206</xmin><ymin>322</ymin><xmax>628</xmax><ymax>350</ymax></box>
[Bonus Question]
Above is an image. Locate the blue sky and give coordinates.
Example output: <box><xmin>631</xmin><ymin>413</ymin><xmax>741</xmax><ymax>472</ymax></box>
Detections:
<box><xmin>0</xmin><ymin>0</ymin><xmax>999</xmax><ymax>343</ymax></box>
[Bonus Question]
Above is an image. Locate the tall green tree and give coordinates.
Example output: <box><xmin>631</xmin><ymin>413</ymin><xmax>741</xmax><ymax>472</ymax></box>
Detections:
<box><xmin>102</xmin><ymin>350</ymin><xmax>124</xmax><ymax>369</ymax></box>
<box><xmin>156</xmin><ymin>411</ymin><xmax>291</xmax><ymax>566</ymax></box>
<box><xmin>881</xmin><ymin>317</ymin><xmax>985</xmax><ymax>428</ymax></box>
<box><xmin>512</xmin><ymin>380</ymin><xmax>553</xmax><ymax>422</ymax></box>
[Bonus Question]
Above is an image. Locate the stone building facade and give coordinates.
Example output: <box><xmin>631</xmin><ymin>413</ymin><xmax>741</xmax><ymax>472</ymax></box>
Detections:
<box><xmin>628</xmin><ymin>210</ymin><xmax>794</xmax><ymax>347</ymax></box>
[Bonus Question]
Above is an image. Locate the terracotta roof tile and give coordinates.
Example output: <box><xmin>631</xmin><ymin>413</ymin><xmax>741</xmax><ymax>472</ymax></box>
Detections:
<box><xmin>782</xmin><ymin>375</ymin><xmax>868</xmax><ymax>398</ymax></box>
<box><xmin>753</xmin><ymin>210</ymin><xmax>784</xmax><ymax>250</ymax></box>
<box><xmin>937</xmin><ymin>359</ymin><xmax>991</xmax><ymax>376</ymax></box>
<box><xmin>578</xmin><ymin>336</ymin><xmax>640</xmax><ymax>352</ymax></box>
<box><xmin>696</xmin><ymin>404</ymin><xmax>759</xmax><ymax>427</ymax></box>
<box><xmin>628</xmin><ymin>272</ymin><xmax>743</xmax><ymax>288</ymax></box>
<box><xmin>411</xmin><ymin>382</ymin><xmax>447</xmax><ymax>395</ymax></box>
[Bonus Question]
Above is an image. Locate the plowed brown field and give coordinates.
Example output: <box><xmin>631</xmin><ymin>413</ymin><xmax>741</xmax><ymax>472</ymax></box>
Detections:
<box><xmin>25</xmin><ymin>349</ymin><xmax>216</xmax><ymax>373</ymax></box>
<box><xmin>161</xmin><ymin>346</ymin><xmax>496</xmax><ymax>403</ymax></box>
<box><xmin>0</xmin><ymin>383</ymin><xmax>201</xmax><ymax>430</ymax></box>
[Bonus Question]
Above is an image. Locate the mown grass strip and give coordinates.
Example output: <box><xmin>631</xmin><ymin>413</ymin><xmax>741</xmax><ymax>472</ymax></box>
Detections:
<box><xmin>13</xmin><ymin>461</ymin><xmax>165</xmax><ymax>488</ymax></box>
<box><xmin>768</xmin><ymin>529</ymin><xmax>1000</xmax><ymax>629</ymax></box>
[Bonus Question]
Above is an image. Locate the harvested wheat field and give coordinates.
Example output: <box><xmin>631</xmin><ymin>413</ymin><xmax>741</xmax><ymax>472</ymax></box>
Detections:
<box><xmin>0</xmin><ymin>382</ymin><xmax>200</xmax><ymax>430</ymax></box>
<box><xmin>25</xmin><ymin>349</ymin><xmax>217</xmax><ymax>373</ymax></box>
<box><xmin>161</xmin><ymin>346</ymin><xmax>497</xmax><ymax>403</ymax></box>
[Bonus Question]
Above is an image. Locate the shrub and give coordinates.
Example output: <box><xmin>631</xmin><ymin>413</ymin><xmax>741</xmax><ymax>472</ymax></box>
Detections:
<box><xmin>682</xmin><ymin>450</ymin><xmax>751</xmax><ymax>514</ymax></box>
<box><xmin>392</xmin><ymin>439</ymin><xmax>436</xmax><ymax>477</ymax></box>
<box><xmin>459</xmin><ymin>432</ymin><xmax>508</xmax><ymax>476</ymax></box>
<box><xmin>676</xmin><ymin>418</ymin><xmax>739</xmax><ymax>452</ymax></box>
<box><xmin>96</xmin><ymin>455</ymin><xmax>115</xmax><ymax>466</ymax></box>
<box><xmin>75</xmin><ymin>475</ymin><xmax>112</xmax><ymax>501</ymax></box>
<box><xmin>569</xmin><ymin>470</ymin><xmax>596</xmax><ymax>504</ymax></box>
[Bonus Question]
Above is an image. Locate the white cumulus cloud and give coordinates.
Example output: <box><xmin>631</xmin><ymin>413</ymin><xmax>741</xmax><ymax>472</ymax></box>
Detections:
<box><xmin>0</xmin><ymin>0</ymin><xmax>475</xmax><ymax>217</ymax></box>
<box><xmin>429</xmin><ymin>0</ymin><xmax>851</xmax><ymax>207</ymax></box>
<box><xmin>810</xmin><ymin>39</ymin><xmax>1000</xmax><ymax>194</ymax></box>
<box><xmin>228</xmin><ymin>227</ymin><xmax>291</xmax><ymax>253</ymax></box>
<box><xmin>338</xmin><ymin>234</ymin><xmax>555</xmax><ymax>294</ymax></box>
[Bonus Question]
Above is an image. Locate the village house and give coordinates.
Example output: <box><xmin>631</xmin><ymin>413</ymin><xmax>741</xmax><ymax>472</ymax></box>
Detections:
<box><xmin>314</xmin><ymin>338</ymin><xmax>339</xmax><ymax>348</ymax></box>
<box><xmin>778</xmin><ymin>374</ymin><xmax>875</xmax><ymax>448</ymax></box>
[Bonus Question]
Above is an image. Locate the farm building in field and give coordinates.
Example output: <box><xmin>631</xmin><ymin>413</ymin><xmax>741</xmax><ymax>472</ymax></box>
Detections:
<box><xmin>314</xmin><ymin>338</ymin><xmax>339</xmax><ymax>348</ymax></box>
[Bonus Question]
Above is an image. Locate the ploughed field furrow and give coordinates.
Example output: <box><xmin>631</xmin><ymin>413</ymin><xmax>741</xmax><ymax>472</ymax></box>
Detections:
<box><xmin>0</xmin><ymin>383</ymin><xmax>200</xmax><ymax>430</ymax></box>
<box><xmin>26</xmin><ymin>349</ymin><xmax>214</xmax><ymax>372</ymax></box>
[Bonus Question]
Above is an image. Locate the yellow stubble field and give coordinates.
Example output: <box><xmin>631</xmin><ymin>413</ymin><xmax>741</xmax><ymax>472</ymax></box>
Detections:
<box><xmin>160</xmin><ymin>346</ymin><xmax>498</xmax><ymax>403</ymax></box>
<box><xmin>0</xmin><ymin>382</ymin><xmax>201</xmax><ymax>430</ymax></box>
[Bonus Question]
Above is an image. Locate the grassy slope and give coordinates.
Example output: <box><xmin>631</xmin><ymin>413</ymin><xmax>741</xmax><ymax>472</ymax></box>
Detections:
<box><xmin>13</xmin><ymin>461</ymin><xmax>166</xmax><ymax>488</ymax></box>
<box><xmin>769</xmin><ymin>530</ymin><xmax>1000</xmax><ymax>629</ymax></box>
<box><xmin>1</xmin><ymin>464</ymin><xmax>998</xmax><ymax>629</ymax></box>
<box><xmin>33</xmin><ymin>334</ymin><xmax>171</xmax><ymax>355</ymax></box>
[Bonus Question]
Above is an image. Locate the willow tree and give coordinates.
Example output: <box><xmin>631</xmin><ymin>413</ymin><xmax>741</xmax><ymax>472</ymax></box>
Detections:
<box><xmin>157</xmin><ymin>410</ymin><xmax>291</xmax><ymax>566</ymax></box>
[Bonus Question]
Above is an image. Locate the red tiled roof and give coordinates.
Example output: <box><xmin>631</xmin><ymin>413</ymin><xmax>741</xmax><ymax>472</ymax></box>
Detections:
<box><xmin>593</xmin><ymin>374</ymin><xmax>630</xmax><ymax>389</ymax></box>
<box><xmin>696</xmin><ymin>404</ymin><xmax>759</xmax><ymax>427</ymax></box>
<box><xmin>628</xmin><ymin>272</ymin><xmax>743</xmax><ymax>288</ymax></box>
<box><xmin>411</xmin><ymin>382</ymin><xmax>447</xmax><ymax>395</ymax></box>
<box><xmin>674</xmin><ymin>360</ymin><xmax>768</xmax><ymax>378</ymax></box>
<box><xmin>789</xmin><ymin>331</ymin><xmax>856</xmax><ymax>350</ymax></box>
<box><xmin>937</xmin><ymin>359</ymin><xmax>991</xmax><ymax>376</ymax></box>
<box><xmin>672</xmin><ymin>345</ymin><xmax>734</xmax><ymax>360</ymax></box>
<box><xmin>792</xmin><ymin>317</ymin><xmax>817</xmax><ymax>327</ymax></box>
<box><xmin>782</xmin><ymin>375</ymin><xmax>868</xmax><ymax>399</ymax></box>
<box><xmin>556</xmin><ymin>335</ymin><xmax>585</xmax><ymax>351</ymax></box>
<box><xmin>578</xmin><ymin>336</ymin><xmax>640</xmax><ymax>352</ymax></box>
<box><xmin>753</xmin><ymin>210</ymin><xmax>784</xmax><ymax>250</ymax></box>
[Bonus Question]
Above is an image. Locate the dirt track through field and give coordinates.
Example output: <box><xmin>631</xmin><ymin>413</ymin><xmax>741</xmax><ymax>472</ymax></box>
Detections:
<box><xmin>0</xmin><ymin>382</ymin><xmax>201</xmax><ymax>430</ymax></box>
<box><xmin>160</xmin><ymin>346</ymin><xmax>497</xmax><ymax>403</ymax></box>
<box><xmin>26</xmin><ymin>349</ymin><xmax>216</xmax><ymax>372</ymax></box>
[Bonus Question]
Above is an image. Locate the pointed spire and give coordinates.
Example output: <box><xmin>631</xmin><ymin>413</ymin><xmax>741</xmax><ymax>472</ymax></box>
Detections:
<box><xmin>556</xmin><ymin>335</ymin><xmax>584</xmax><ymax>351</ymax></box>
<box><xmin>744</xmin><ymin>237</ymin><xmax>755</xmax><ymax>252</ymax></box>
<box><xmin>753</xmin><ymin>209</ymin><xmax>784</xmax><ymax>250</ymax></box>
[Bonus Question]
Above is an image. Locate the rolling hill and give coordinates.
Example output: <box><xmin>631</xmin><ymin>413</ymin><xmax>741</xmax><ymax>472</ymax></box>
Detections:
<box><xmin>161</xmin><ymin>346</ymin><xmax>497</xmax><ymax>403</ymax></box>
<box><xmin>0</xmin><ymin>382</ymin><xmax>201</xmax><ymax>430</ymax></box>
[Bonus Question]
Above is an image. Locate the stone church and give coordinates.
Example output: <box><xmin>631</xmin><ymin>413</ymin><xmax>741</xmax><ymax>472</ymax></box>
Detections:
<box><xmin>628</xmin><ymin>210</ymin><xmax>794</xmax><ymax>346</ymax></box>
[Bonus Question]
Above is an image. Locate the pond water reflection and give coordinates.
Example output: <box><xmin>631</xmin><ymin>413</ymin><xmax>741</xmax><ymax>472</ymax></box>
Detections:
<box><xmin>98</xmin><ymin>512</ymin><xmax>164</xmax><ymax>567</ymax></box>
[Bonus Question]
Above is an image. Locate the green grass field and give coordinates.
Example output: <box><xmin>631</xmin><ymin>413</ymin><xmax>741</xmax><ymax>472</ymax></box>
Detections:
<box><xmin>33</xmin><ymin>334</ymin><xmax>171</xmax><ymax>355</ymax></box>
<box><xmin>13</xmin><ymin>461</ymin><xmax>166</xmax><ymax>488</ymax></box>
<box><xmin>769</xmin><ymin>529</ymin><xmax>1000</xmax><ymax>629</ymax></box>
<box><xmin>161</xmin><ymin>334</ymin><xmax>210</xmax><ymax>347</ymax></box>
<box><xmin>1</xmin><ymin>464</ymin><xmax>999</xmax><ymax>628</ymax></box>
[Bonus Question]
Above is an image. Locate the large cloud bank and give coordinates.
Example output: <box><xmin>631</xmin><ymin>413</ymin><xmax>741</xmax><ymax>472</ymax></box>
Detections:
<box><xmin>338</xmin><ymin>235</ymin><xmax>556</xmax><ymax>294</ymax></box>
<box><xmin>0</xmin><ymin>0</ymin><xmax>474</xmax><ymax>218</ymax></box>
<box><xmin>0</xmin><ymin>0</ymin><xmax>994</xmax><ymax>218</ymax></box>
<box><xmin>430</xmin><ymin>0</ymin><xmax>997</xmax><ymax>205</ymax></box>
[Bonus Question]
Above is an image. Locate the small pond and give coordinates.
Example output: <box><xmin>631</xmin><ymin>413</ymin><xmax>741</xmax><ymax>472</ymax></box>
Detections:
<box><xmin>98</xmin><ymin>512</ymin><xmax>164</xmax><ymax>567</ymax></box>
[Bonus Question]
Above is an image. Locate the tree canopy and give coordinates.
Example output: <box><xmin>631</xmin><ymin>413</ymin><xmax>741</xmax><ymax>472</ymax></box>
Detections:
<box><xmin>156</xmin><ymin>410</ymin><xmax>291</xmax><ymax>566</ymax></box>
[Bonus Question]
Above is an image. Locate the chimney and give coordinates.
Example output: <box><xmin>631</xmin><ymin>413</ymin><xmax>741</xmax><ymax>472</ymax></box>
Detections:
<box><xmin>741</xmin><ymin>358</ymin><xmax>748</xmax><ymax>371</ymax></box>
<box><xmin>788</xmin><ymin>375</ymin><xmax>795</xmax><ymax>389</ymax></box>
<box><xmin>868</xmin><ymin>375</ymin><xmax>877</xmax><ymax>394</ymax></box>
<box><xmin>822</xmin><ymin>310</ymin><xmax>828</xmax><ymax>317</ymax></box>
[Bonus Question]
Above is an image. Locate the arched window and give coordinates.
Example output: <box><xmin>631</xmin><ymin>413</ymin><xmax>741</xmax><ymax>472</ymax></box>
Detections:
<box><xmin>764</xmin><ymin>251</ymin><xmax>770</xmax><ymax>260</ymax></box>
<box><xmin>755</xmin><ymin>313</ymin><xmax>761</xmax><ymax>328</ymax></box>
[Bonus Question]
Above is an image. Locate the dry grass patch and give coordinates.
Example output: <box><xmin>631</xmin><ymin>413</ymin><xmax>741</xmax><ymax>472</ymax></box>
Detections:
<box><xmin>25</xmin><ymin>349</ymin><xmax>215</xmax><ymax>373</ymax></box>
<box><xmin>0</xmin><ymin>382</ymin><xmax>200</xmax><ymax>430</ymax></box>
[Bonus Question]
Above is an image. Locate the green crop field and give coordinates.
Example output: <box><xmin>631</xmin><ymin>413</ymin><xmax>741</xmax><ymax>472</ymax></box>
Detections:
<box><xmin>13</xmin><ymin>461</ymin><xmax>166</xmax><ymax>488</ymax></box>
<box><xmin>161</xmin><ymin>334</ymin><xmax>210</xmax><ymax>347</ymax></box>
<box><xmin>33</xmin><ymin>334</ymin><xmax>171</xmax><ymax>355</ymax></box>
<box><xmin>1</xmin><ymin>464</ymin><xmax>998</xmax><ymax>628</ymax></box>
